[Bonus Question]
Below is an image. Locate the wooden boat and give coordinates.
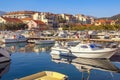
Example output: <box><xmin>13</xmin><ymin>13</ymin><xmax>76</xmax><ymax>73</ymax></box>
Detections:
<box><xmin>16</xmin><ymin>71</ymin><xmax>68</xmax><ymax>80</ymax></box>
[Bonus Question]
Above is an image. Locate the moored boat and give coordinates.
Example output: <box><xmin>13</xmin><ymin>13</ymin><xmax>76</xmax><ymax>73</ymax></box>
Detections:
<box><xmin>34</xmin><ymin>39</ymin><xmax>55</xmax><ymax>45</ymax></box>
<box><xmin>1</xmin><ymin>34</ymin><xmax>27</xmax><ymax>43</ymax></box>
<box><xmin>50</xmin><ymin>42</ymin><xmax>117</xmax><ymax>59</ymax></box>
<box><xmin>15</xmin><ymin>71</ymin><xmax>68</xmax><ymax>80</ymax></box>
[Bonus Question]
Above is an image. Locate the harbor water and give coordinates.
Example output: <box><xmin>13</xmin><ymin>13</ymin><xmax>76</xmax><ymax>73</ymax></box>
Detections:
<box><xmin>0</xmin><ymin>43</ymin><xmax>120</xmax><ymax>80</ymax></box>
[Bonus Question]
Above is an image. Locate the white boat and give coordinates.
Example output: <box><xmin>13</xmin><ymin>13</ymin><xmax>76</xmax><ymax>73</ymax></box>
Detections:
<box><xmin>0</xmin><ymin>47</ymin><xmax>10</xmax><ymax>63</ymax></box>
<box><xmin>15</xmin><ymin>71</ymin><xmax>68</xmax><ymax>80</ymax></box>
<box><xmin>34</xmin><ymin>40</ymin><xmax>55</xmax><ymax>45</ymax></box>
<box><xmin>50</xmin><ymin>42</ymin><xmax>117</xmax><ymax>59</ymax></box>
<box><xmin>1</xmin><ymin>34</ymin><xmax>27</xmax><ymax>43</ymax></box>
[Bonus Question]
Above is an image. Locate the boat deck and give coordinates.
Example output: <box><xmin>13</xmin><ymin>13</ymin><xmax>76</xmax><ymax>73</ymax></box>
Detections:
<box><xmin>17</xmin><ymin>71</ymin><xmax>67</xmax><ymax>80</ymax></box>
<box><xmin>35</xmin><ymin>76</ymin><xmax>61</xmax><ymax>80</ymax></box>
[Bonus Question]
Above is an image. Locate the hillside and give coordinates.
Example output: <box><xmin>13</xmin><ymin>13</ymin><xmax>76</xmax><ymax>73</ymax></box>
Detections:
<box><xmin>0</xmin><ymin>11</ymin><xmax>6</xmax><ymax>15</ymax></box>
<box><xmin>109</xmin><ymin>14</ymin><xmax>120</xmax><ymax>20</ymax></box>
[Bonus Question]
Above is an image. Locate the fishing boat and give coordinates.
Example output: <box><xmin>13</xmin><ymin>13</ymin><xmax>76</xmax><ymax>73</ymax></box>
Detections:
<box><xmin>0</xmin><ymin>47</ymin><xmax>10</xmax><ymax>63</ymax></box>
<box><xmin>16</xmin><ymin>71</ymin><xmax>68</xmax><ymax>80</ymax></box>
<box><xmin>50</xmin><ymin>42</ymin><xmax>117</xmax><ymax>59</ymax></box>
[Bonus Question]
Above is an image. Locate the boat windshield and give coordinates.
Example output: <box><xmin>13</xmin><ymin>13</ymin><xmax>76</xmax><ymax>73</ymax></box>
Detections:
<box><xmin>81</xmin><ymin>45</ymin><xmax>88</xmax><ymax>48</ymax></box>
<box><xmin>90</xmin><ymin>44</ymin><xmax>96</xmax><ymax>48</ymax></box>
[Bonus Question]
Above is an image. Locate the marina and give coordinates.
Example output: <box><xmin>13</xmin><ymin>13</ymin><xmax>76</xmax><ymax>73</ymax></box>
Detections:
<box><xmin>0</xmin><ymin>42</ymin><xmax>120</xmax><ymax>80</ymax></box>
<box><xmin>0</xmin><ymin>0</ymin><xmax>120</xmax><ymax>80</ymax></box>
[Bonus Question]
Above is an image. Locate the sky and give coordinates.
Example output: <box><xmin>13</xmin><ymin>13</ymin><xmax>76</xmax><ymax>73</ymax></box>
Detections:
<box><xmin>0</xmin><ymin>0</ymin><xmax>120</xmax><ymax>18</ymax></box>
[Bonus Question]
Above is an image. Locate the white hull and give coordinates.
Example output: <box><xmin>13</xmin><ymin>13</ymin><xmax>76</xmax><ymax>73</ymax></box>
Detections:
<box><xmin>35</xmin><ymin>40</ymin><xmax>55</xmax><ymax>44</ymax></box>
<box><xmin>51</xmin><ymin>48</ymin><xmax>117</xmax><ymax>59</ymax></box>
<box><xmin>1</xmin><ymin>38</ymin><xmax>27</xmax><ymax>43</ymax></box>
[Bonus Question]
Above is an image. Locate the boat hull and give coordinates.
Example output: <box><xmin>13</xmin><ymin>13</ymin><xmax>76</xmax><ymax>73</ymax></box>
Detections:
<box><xmin>50</xmin><ymin>48</ymin><xmax>117</xmax><ymax>59</ymax></box>
<box><xmin>1</xmin><ymin>39</ymin><xmax>27</xmax><ymax>43</ymax></box>
<box><xmin>71</xmin><ymin>51</ymin><xmax>116</xmax><ymax>59</ymax></box>
<box><xmin>17</xmin><ymin>71</ymin><xmax>68</xmax><ymax>80</ymax></box>
<box><xmin>35</xmin><ymin>40</ymin><xmax>55</xmax><ymax>45</ymax></box>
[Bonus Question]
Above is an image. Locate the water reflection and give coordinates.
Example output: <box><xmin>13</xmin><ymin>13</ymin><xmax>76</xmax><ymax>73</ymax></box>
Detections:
<box><xmin>110</xmin><ymin>55</ymin><xmax>120</xmax><ymax>62</ymax></box>
<box><xmin>1</xmin><ymin>42</ymin><xmax>27</xmax><ymax>53</ymax></box>
<box><xmin>1</xmin><ymin>43</ymin><xmax>54</xmax><ymax>53</ymax></box>
<box><xmin>33</xmin><ymin>44</ymin><xmax>54</xmax><ymax>53</ymax></box>
<box><xmin>51</xmin><ymin>54</ymin><xmax>120</xmax><ymax>80</ymax></box>
<box><xmin>0</xmin><ymin>62</ymin><xmax>10</xmax><ymax>79</ymax></box>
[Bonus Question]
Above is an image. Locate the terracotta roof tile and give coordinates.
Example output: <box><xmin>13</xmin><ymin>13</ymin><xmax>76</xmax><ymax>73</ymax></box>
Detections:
<box><xmin>33</xmin><ymin>20</ymin><xmax>46</xmax><ymax>25</ymax></box>
<box><xmin>6</xmin><ymin>11</ymin><xmax>38</xmax><ymax>15</ymax></box>
<box><xmin>21</xmin><ymin>18</ymin><xmax>33</xmax><ymax>21</ymax></box>
<box><xmin>2</xmin><ymin>17</ymin><xmax>23</xmax><ymax>23</ymax></box>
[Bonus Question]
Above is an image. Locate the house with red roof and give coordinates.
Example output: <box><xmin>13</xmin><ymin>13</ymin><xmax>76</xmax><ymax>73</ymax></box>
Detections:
<box><xmin>27</xmin><ymin>20</ymin><xmax>46</xmax><ymax>30</ymax></box>
<box><xmin>0</xmin><ymin>16</ymin><xmax>23</xmax><ymax>24</ymax></box>
<box><xmin>20</xmin><ymin>18</ymin><xmax>33</xmax><ymax>23</ymax></box>
<box><xmin>94</xmin><ymin>19</ymin><xmax>115</xmax><ymax>26</ymax></box>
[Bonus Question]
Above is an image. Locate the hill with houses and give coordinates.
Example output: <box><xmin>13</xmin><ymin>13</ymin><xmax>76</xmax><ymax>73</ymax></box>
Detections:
<box><xmin>0</xmin><ymin>10</ymin><xmax>120</xmax><ymax>30</ymax></box>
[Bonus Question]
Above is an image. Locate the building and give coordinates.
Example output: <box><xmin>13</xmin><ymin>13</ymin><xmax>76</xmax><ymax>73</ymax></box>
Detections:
<box><xmin>75</xmin><ymin>14</ymin><xmax>87</xmax><ymax>24</ymax></box>
<box><xmin>33</xmin><ymin>12</ymin><xmax>55</xmax><ymax>27</ymax></box>
<box><xmin>60</xmin><ymin>14</ymin><xmax>77</xmax><ymax>23</ymax></box>
<box><xmin>1</xmin><ymin>10</ymin><xmax>96</xmax><ymax>28</ymax></box>
<box><xmin>27</xmin><ymin>20</ymin><xmax>46</xmax><ymax>30</ymax></box>
<box><xmin>20</xmin><ymin>18</ymin><xmax>33</xmax><ymax>24</ymax></box>
<box><xmin>94</xmin><ymin>19</ymin><xmax>115</xmax><ymax>26</ymax></box>
<box><xmin>0</xmin><ymin>16</ymin><xmax>23</xmax><ymax>24</ymax></box>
